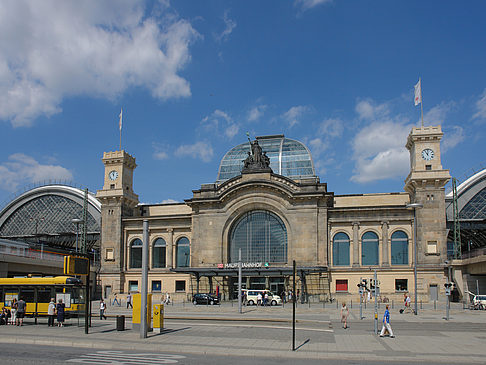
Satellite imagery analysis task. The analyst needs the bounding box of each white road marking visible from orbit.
[67,350,185,364]
[169,321,334,332]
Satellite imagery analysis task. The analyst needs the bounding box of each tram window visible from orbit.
[37,288,52,303]
[20,288,35,302]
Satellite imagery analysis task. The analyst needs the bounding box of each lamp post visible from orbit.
[406,203,423,315]
[72,218,83,253]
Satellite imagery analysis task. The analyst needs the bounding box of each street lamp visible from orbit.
[406,202,423,315]
[72,218,83,253]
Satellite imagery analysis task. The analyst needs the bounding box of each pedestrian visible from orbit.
[47,298,56,327]
[281,290,287,304]
[380,305,395,338]
[0,307,9,325]
[100,299,107,320]
[16,297,26,326]
[112,293,120,306]
[257,292,262,306]
[10,298,17,325]
[341,302,349,329]
[56,298,65,327]
[126,293,132,309]
[401,293,412,314]
[164,292,171,305]
[264,292,269,306]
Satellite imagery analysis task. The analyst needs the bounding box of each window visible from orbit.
[129,239,142,268]
[361,231,379,266]
[425,165,432,170]
[175,280,186,292]
[336,280,348,292]
[152,238,166,268]
[395,279,408,292]
[391,231,408,265]
[37,288,52,303]
[110,184,115,189]
[333,232,350,266]
[129,281,138,292]
[427,241,438,254]
[152,281,162,292]
[229,210,287,263]
[19,288,35,302]
[105,248,114,261]
[176,237,190,267]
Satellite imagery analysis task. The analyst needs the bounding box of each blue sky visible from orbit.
[1,0,485,206]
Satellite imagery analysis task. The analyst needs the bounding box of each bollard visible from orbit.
[336,300,339,309]
[392,300,394,309]
[364,301,367,309]
[183,299,185,308]
[420,300,422,309]
[434,300,436,310]
[308,300,310,309]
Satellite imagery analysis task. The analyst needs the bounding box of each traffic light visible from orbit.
[444,282,453,296]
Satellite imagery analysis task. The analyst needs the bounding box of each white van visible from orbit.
[472,295,486,309]
[243,289,282,306]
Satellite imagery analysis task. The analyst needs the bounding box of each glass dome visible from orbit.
[217,135,316,183]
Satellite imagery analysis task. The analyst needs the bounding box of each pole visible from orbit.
[446,265,452,321]
[360,289,363,320]
[292,260,296,351]
[238,249,242,314]
[420,77,424,127]
[374,269,378,334]
[75,223,79,253]
[140,220,149,339]
[85,257,90,334]
[477,280,480,295]
[413,209,418,315]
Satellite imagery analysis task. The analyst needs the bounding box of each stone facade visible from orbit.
[97,126,452,304]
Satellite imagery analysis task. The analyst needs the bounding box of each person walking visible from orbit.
[16,297,26,326]
[47,298,56,327]
[126,293,132,309]
[264,292,269,306]
[100,299,107,320]
[56,299,65,327]
[112,293,120,306]
[380,305,395,338]
[257,292,262,306]
[341,302,349,329]
[10,298,17,325]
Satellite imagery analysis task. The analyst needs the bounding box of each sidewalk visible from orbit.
[0,303,485,364]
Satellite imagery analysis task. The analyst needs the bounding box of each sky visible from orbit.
[1,0,486,207]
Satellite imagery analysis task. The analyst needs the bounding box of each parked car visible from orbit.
[472,295,486,309]
[243,289,282,306]
[192,293,220,305]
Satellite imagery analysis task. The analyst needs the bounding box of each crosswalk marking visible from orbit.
[67,350,185,364]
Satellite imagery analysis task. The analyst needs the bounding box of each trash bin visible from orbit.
[116,315,125,331]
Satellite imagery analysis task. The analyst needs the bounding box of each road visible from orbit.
[0,343,479,365]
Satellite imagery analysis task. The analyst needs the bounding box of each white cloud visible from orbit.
[0,1,199,126]
[423,101,454,125]
[160,199,179,204]
[309,138,328,156]
[355,100,389,121]
[282,105,310,128]
[442,126,465,153]
[350,121,411,183]
[473,88,486,120]
[175,141,214,163]
[0,153,73,192]
[215,10,236,43]
[294,0,332,12]
[201,109,239,139]
[248,105,267,122]
[152,142,170,160]
[318,118,344,138]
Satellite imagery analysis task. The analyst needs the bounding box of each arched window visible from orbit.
[229,210,287,263]
[333,232,350,266]
[130,238,142,268]
[391,230,408,265]
[362,231,379,266]
[176,237,190,267]
[152,238,166,268]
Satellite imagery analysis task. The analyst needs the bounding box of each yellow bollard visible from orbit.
[153,303,164,333]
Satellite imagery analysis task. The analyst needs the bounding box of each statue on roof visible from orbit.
[242,137,272,174]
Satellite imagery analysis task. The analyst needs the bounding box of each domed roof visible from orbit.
[217,135,316,183]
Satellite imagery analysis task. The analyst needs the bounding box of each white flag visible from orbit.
[414,79,421,106]
[119,108,123,131]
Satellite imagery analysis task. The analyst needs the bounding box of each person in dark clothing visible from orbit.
[16,298,26,326]
[56,299,65,327]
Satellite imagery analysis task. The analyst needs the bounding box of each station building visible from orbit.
[96,125,457,303]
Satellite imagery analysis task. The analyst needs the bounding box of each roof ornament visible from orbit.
[242,135,272,174]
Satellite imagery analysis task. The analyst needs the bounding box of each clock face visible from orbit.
[108,170,119,180]
[421,148,434,161]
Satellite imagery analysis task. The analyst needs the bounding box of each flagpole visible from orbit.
[420,77,424,127]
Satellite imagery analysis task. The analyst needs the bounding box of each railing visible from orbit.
[460,247,486,260]
[0,247,64,262]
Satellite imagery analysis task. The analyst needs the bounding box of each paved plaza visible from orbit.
[0,301,485,364]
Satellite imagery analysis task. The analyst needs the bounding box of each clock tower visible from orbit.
[96,150,139,296]
[404,125,451,264]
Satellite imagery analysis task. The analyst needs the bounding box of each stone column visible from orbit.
[352,222,360,267]
[167,228,174,269]
[381,221,389,266]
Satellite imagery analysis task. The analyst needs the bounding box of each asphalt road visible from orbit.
[1,343,480,365]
